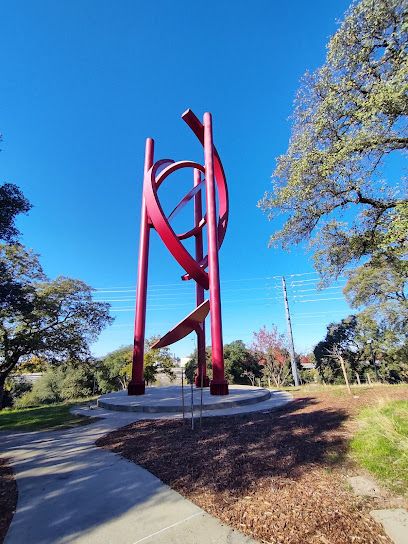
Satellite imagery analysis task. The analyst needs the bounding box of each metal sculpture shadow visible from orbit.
[128,110,229,396]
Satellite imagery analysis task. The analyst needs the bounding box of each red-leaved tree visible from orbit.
[251,325,291,388]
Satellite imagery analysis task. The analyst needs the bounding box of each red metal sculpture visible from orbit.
[128,110,229,396]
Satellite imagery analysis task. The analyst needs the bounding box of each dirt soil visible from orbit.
[0,458,17,544]
[97,386,408,544]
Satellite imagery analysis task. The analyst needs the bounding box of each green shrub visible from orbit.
[3,376,33,408]
[16,364,95,408]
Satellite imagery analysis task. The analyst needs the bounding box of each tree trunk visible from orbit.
[0,375,6,410]
[339,355,352,395]
[119,377,127,390]
[0,355,20,410]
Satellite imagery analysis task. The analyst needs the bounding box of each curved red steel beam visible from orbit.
[154,158,175,176]
[177,215,206,241]
[180,109,229,281]
[144,160,210,290]
[143,112,228,285]
[151,300,210,349]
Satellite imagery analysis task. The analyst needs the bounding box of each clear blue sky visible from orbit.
[1,0,354,359]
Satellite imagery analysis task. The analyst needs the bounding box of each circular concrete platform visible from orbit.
[97,385,271,413]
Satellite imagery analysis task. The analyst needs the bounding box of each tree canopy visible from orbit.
[97,345,133,392]
[223,340,261,384]
[314,315,364,383]
[343,250,408,333]
[251,325,292,388]
[0,244,113,407]
[98,337,176,392]
[0,133,32,243]
[0,183,32,243]
[259,0,408,282]
[14,358,98,408]
[141,336,176,385]
[313,313,408,384]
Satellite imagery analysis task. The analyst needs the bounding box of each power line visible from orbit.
[94,283,346,301]
[289,278,320,285]
[291,286,345,294]
[93,285,277,302]
[291,310,348,316]
[94,276,274,291]
[292,322,332,326]
[109,296,284,312]
[295,297,346,303]
[292,291,344,299]
[94,271,329,292]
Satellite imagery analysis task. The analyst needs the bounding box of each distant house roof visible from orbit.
[300,357,315,369]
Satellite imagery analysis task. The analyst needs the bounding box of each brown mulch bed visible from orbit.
[97,385,408,544]
[0,458,17,544]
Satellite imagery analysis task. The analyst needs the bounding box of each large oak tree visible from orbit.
[0,244,113,408]
[260,0,408,283]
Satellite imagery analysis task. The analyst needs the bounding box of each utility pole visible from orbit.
[282,277,300,387]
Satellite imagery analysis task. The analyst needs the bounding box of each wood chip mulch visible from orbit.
[96,386,408,544]
[0,458,17,544]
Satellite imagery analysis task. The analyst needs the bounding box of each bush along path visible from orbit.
[97,385,408,544]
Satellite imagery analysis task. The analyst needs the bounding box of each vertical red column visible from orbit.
[203,113,228,395]
[128,138,154,395]
[194,168,210,388]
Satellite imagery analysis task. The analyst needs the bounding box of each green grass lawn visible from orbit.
[0,401,97,432]
[351,399,408,496]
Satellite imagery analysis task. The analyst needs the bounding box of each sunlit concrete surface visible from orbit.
[98,384,274,412]
[1,388,292,543]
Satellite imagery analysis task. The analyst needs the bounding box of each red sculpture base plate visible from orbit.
[210,381,229,396]
[128,381,146,395]
[195,375,210,388]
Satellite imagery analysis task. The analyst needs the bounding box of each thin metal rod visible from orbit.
[181,367,185,422]
[191,383,194,431]
[200,362,203,430]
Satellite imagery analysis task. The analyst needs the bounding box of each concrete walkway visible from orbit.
[1,390,292,544]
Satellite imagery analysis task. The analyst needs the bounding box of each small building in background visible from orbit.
[300,356,315,370]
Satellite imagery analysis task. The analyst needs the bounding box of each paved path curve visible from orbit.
[0,390,292,544]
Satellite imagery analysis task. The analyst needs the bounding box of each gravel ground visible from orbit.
[97,385,408,544]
